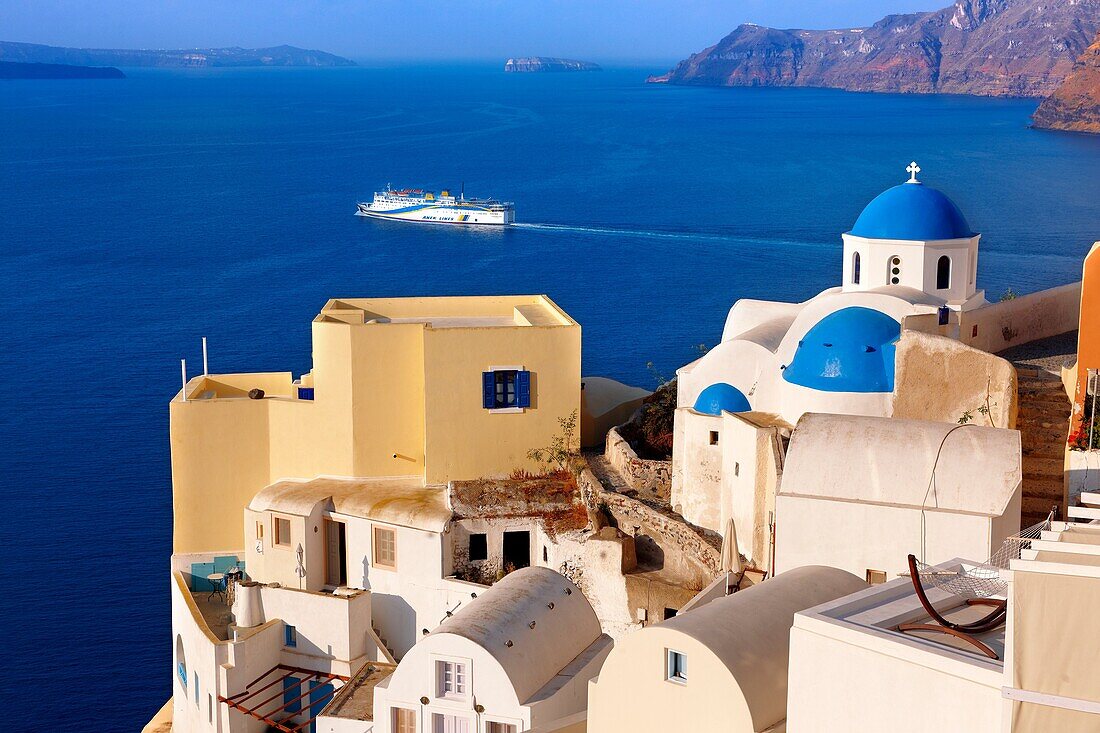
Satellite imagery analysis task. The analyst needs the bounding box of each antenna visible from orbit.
[460,182,464,201]
[202,337,208,376]
[180,359,188,402]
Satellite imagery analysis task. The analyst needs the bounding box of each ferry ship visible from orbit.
[356,185,515,226]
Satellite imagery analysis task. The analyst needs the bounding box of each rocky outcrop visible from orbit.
[504,57,601,73]
[647,0,1100,97]
[0,61,124,79]
[1033,32,1100,133]
[0,41,355,68]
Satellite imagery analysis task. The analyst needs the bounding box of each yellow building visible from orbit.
[170,295,581,553]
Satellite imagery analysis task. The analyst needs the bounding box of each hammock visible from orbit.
[912,509,1055,600]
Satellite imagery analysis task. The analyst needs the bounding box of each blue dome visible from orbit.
[850,182,974,241]
[693,383,751,415]
[782,307,901,393]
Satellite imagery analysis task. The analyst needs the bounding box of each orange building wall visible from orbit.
[1072,243,1100,437]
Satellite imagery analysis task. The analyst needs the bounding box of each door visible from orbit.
[307,680,336,733]
[502,530,530,572]
[324,519,347,587]
[432,713,470,733]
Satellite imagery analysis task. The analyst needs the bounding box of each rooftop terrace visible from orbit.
[316,294,576,328]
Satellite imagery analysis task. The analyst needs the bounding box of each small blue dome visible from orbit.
[693,383,751,415]
[783,307,901,393]
[851,182,974,241]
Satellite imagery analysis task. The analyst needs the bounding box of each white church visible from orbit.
[671,163,1019,568]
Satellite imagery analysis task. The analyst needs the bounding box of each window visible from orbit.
[285,624,297,648]
[709,430,719,446]
[666,649,687,684]
[176,635,187,690]
[436,660,468,698]
[373,526,397,568]
[888,256,901,285]
[481,369,531,410]
[274,516,291,547]
[256,522,264,540]
[487,724,517,733]
[852,251,861,285]
[664,607,678,620]
[194,672,200,706]
[936,255,951,290]
[208,694,213,723]
[468,533,487,562]
[393,707,417,733]
[866,569,887,585]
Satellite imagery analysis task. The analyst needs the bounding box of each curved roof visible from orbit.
[783,307,901,393]
[660,566,867,731]
[248,476,452,532]
[850,182,975,241]
[693,382,751,415]
[781,413,1022,515]
[430,567,603,703]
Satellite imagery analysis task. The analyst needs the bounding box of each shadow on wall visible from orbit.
[372,593,417,658]
[633,534,665,571]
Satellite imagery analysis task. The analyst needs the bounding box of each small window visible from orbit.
[393,707,417,733]
[285,624,297,648]
[208,694,213,723]
[666,649,687,684]
[664,607,678,620]
[256,522,264,540]
[936,255,951,290]
[468,533,487,562]
[487,724,517,733]
[437,660,468,697]
[274,517,291,547]
[888,255,901,285]
[866,569,887,585]
[734,461,740,477]
[482,369,531,409]
[542,546,548,563]
[852,251,861,285]
[709,430,719,446]
[194,672,200,706]
[374,526,397,568]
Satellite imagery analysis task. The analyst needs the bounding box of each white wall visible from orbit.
[774,495,1013,580]
[787,619,1002,732]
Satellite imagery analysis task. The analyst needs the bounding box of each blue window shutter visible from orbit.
[517,370,531,408]
[482,371,495,408]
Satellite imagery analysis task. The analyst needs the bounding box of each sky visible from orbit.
[0,0,943,63]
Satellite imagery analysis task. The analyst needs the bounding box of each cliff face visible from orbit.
[0,61,124,79]
[504,57,601,72]
[1033,32,1100,133]
[648,0,1100,97]
[0,42,355,68]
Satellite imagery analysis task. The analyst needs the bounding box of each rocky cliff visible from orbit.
[504,57,601,72]
[0,61,124,79]
[0,41,355,68]
[1033,32,1100,133]
[647,0,1100,97]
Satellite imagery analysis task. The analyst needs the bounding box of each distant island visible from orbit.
[504,57,601,73]
[0,41,355,68]
[646,0,1099,98]
[1033,31,1100,134]
[0,60,124,79]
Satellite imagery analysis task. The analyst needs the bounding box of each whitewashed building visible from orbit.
[775,413,1023,581]
[372,567,611,733]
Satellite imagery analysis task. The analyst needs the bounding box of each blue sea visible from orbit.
[1,64,1098,729]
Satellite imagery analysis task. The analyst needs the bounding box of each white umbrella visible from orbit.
[720,517,743,575]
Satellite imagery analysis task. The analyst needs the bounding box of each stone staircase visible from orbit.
[1016,368,1071,527]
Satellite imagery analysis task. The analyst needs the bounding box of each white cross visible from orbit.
[906,161,921,183]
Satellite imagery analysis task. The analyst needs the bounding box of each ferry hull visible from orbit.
[356,202,513,226]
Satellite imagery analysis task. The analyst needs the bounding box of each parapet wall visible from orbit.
[604,426,672,504]
[904,282,1081,355]
[578,466,719,589]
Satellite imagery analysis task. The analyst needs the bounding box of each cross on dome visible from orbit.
[905,161,921,184]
